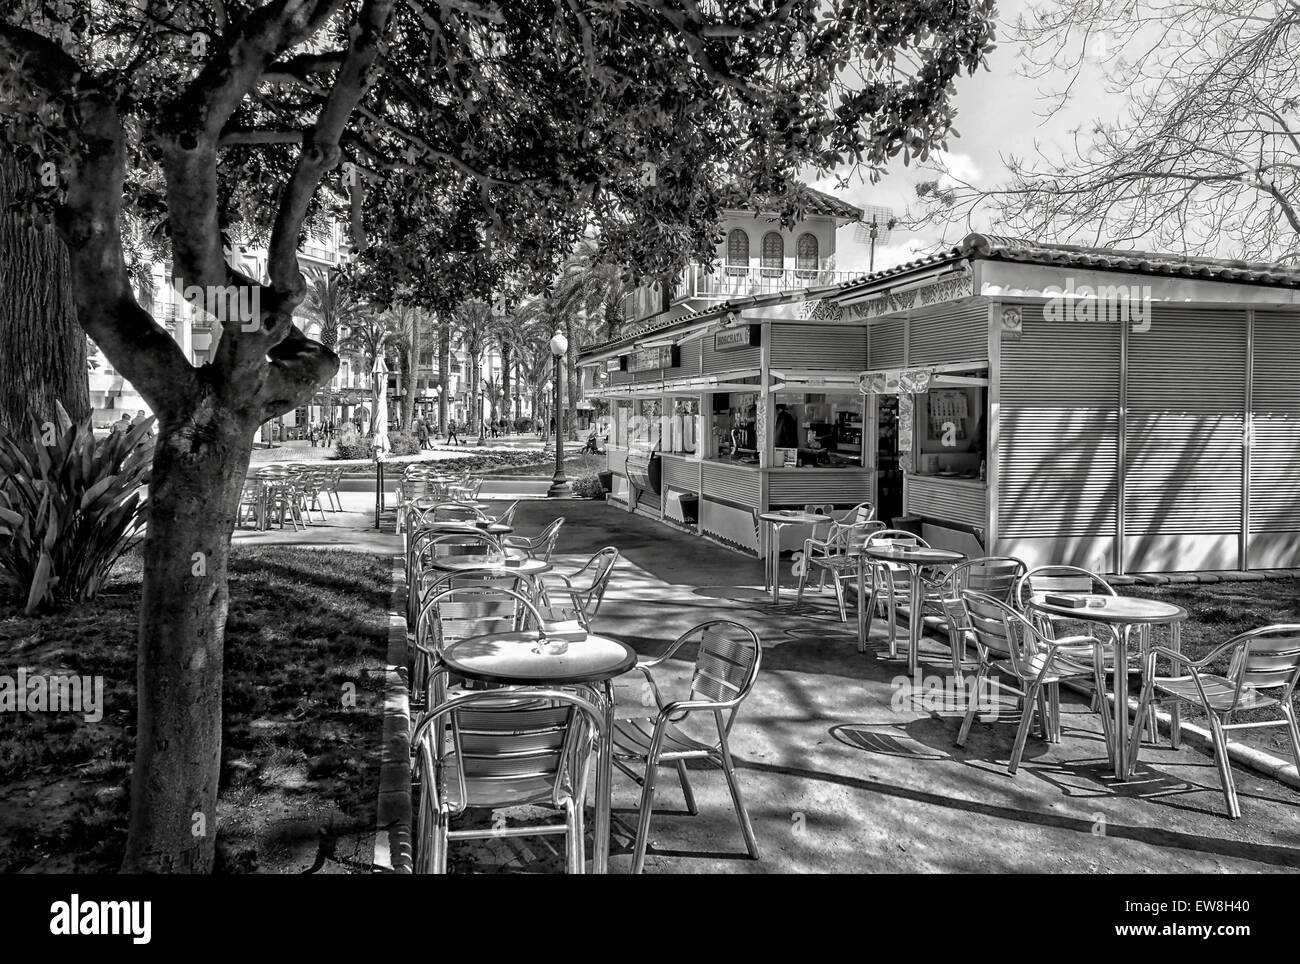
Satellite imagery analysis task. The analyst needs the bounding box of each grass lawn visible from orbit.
[1118,580,1300,758]
[0,547,389,873]
[482,451,607,478]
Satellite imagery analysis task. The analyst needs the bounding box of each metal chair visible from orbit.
[411,686,605,873]
[538,547,619,630]
[504,517,564,562]
[954,591,1103,774]
[930,556,1027,683]
[612,619,762,873]
[322,466,345,511]
[1131,624,1300,817]
[793,519,886,621]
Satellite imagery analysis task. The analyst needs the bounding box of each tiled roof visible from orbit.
[581,233,1300,358]
[725,184,864,223]
[835,233,1300,294]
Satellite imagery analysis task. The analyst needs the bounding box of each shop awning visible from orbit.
[858,364,989,395]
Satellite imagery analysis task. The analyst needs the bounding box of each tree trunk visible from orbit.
[0,148,90,434]
[437,314,450,435]
[499,335,512,430]
[564,315,578,440]
[514,360,523,424]
[122,409,252,873]
[469,355,481,438]
[402,320,417,432]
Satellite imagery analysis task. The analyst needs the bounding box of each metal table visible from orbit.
[757,510,832,606]
[441,630,638,874]
[1027,593,1188,780]
[859,545,966,673]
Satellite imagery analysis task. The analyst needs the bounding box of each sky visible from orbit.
[819,0,1127,275]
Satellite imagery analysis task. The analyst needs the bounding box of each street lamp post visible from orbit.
[547,332,571,498]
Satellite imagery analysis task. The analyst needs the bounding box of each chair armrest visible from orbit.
[637,633,692,668]
[537,571,576,592]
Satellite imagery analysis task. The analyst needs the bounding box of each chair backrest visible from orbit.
[495,500,520,527]
[413,532,504,580]
[530,517,565,561]
[1014,565,1115,610]
[1225,624,1300,696]
[949,556,1027,603]
[865,528,931,548]
[411,687,604,814]
[407,522,492,579]
[838,519,886,552]
[432,502,486,523]
[417,584,543,659]
[683,620,762,734]
[846,502,876,524]
[960,590,1042,674]
[578,547,619,617]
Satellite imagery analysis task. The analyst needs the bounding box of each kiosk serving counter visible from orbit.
[588,318,872,557]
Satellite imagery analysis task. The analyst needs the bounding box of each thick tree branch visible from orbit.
[160,0,345,296]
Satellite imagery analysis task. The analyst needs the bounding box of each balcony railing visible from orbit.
[678,263,859,300]
[620,264,862,326]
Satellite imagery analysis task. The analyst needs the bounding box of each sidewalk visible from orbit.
[242,496,1300,873]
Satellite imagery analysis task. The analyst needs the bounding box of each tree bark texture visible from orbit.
[0,147,89,434]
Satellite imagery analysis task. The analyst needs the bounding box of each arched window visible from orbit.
[796,233,819,277]
[761,232,784,276]
[726,229,750,273]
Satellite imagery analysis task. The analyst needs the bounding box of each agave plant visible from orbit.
[0,412,152,614]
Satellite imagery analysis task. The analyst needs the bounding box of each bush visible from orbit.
[0,413,151,613]
[335,423,372,460]
[570,474,605,499]
[513,417,536,434]
[386,431,420,457]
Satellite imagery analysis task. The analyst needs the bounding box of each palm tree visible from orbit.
[519,240,633,440]
[300,267,362,352]
[382,302,436,432]
[483,374,503,432]
[450,299,503,439]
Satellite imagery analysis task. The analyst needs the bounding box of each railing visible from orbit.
[618,264,861,328]
[680,264,859,299]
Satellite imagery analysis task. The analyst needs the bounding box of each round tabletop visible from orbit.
[861,545,966,566]
[442,631,638,685]
[473,521,513,535]
[759,511,833,525]
[1027,593,1189,625]
[427,555,551,576]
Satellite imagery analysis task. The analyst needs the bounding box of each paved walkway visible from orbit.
[238,496,1300,873]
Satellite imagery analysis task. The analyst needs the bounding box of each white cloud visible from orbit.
[934,150,981,189]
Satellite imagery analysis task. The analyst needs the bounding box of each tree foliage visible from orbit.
[0,0,995,873]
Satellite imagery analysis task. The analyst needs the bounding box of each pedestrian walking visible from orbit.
[447,418,460,445]
[417,419,429,450]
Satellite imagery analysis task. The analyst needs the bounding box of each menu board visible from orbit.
[898,393,915,474]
